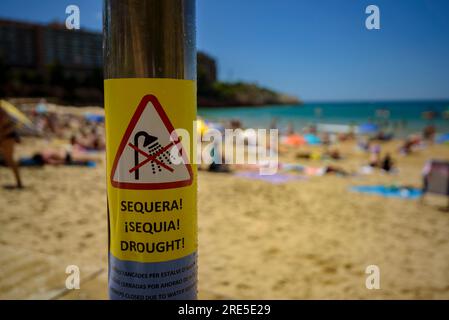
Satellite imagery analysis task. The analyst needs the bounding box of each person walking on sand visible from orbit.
[0,107,23,189]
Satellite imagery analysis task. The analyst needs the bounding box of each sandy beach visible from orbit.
[1,132,449,300]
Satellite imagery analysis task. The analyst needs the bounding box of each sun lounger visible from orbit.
[422,160,449,209]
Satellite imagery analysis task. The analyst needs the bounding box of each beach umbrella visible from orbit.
[304,133,321,145]
[196,118,209,136]
[284,133,306,146]
[84,112,105,123]
[0,99,36,134]
[358,123,379,134]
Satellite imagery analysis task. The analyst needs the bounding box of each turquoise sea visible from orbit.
[198,101,449,137]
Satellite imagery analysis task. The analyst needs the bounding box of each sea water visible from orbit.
[198,101,449,137]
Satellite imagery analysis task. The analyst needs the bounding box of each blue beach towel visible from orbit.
[436,133,449,144]
[350,185,422,199]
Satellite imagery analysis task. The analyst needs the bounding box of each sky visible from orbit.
[0,0,448,102]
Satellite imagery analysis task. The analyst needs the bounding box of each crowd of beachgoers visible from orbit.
[1,100,447,191]
[0,100,106,188]
[198,116,443,180]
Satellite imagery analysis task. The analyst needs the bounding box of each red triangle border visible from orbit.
[110,94,194,190]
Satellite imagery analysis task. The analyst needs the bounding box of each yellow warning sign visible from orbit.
[105,78,197,263]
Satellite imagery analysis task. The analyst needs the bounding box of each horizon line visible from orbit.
[301,98,449,104]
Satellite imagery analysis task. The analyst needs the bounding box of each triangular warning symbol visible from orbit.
[110,95,193,190]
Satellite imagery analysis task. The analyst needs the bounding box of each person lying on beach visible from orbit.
[337,132,355,142]
[295,149,341,161]
[304,165,349,176]
[0,107,23,188]
[372,131,394,142]
[324,165,349,176]
[399,136,421,155]
[10,147,99,167]
[70,128,105,151]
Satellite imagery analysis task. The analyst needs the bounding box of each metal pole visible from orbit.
[104,0,197,300]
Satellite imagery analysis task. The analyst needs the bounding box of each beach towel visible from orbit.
[350,185,422,199]
[280,163,305,173]
[235,171,307,184]
[436,133,449,144]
